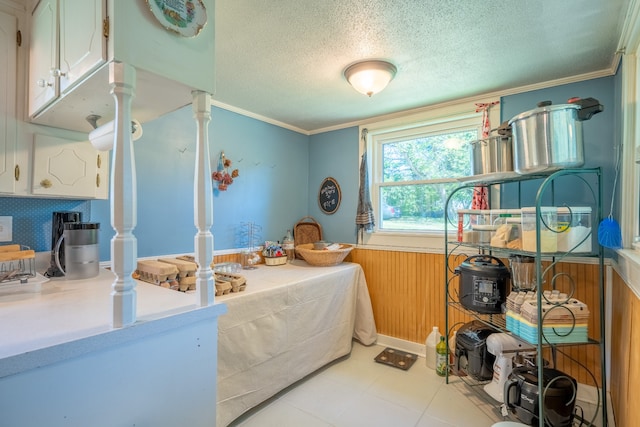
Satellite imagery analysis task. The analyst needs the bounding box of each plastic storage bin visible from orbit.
[457,209,492,243]
[521,207,558,253]
[557,207,592,253]
[490,209,521,248]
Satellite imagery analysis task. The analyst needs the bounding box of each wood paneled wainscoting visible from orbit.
[349,247,605,388]
[610,270,640,427]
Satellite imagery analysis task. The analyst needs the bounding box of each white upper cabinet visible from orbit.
[0,4,23,195]
[27,0,215,134]
[28,0,106,118]
[27,0,57,117]
[59,0,105,93]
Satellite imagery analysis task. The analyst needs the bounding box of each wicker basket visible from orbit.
[295,243,353,266]
[264,256,287,266]
[293,216,323,247]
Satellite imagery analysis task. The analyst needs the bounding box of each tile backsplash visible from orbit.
[0,198,91,252]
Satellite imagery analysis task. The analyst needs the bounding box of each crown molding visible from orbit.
[210,100,310,135]
[212,66,618,137]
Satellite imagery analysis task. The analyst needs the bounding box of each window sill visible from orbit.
[614,249,640,299]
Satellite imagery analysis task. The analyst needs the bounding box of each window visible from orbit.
[619,23,640,252]
[376,126,477,230]
[360,99,500,250]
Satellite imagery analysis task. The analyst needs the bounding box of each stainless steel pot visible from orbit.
[470,135,513,176]
[508,98,603,175]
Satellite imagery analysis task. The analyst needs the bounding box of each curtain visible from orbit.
[471,101,500,210]
[356,128,375,242]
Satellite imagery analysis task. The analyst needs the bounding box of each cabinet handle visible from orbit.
[103,16,110,39]
[14,165,19,181]
[40,179,53,188]
[97,154,102,168]
[49,68,66,78]
[37,79,52,88]
[96,174,101,188]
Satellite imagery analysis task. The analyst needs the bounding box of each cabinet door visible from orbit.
[32,134,102,198]
[0,9,17,193]
[28,0,58,117]
[59,0,106,93]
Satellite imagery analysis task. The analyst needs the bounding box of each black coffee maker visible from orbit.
[45,211,82,277]
[504,366,577,426]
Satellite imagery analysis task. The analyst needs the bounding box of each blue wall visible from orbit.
[1,75,620,261]
[308,127,359,244]
[91,106,310,260]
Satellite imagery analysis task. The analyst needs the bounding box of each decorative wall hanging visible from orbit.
[318,177,341,214]
[212,151,239,191]
[146,0,208,38]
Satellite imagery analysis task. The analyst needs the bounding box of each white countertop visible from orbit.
[0,268,226,377]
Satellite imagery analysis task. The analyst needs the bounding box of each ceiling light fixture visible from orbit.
[344,60,397,97]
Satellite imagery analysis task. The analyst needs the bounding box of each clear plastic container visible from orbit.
[457,209,491,242]
[490,208,521,225]
[521,207,558,253]
[490,209,522,248]
[557,207,592,253]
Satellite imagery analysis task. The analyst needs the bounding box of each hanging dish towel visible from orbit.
[471,102,500,210]
[356,128,375,241]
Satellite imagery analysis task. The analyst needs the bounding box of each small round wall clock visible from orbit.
[146,0,208,38]
[318,177,341,215]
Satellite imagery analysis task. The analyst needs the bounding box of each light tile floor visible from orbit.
[228,342,502,427]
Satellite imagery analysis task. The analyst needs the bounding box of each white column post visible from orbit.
[109,62,138,327]
[192,90,215,306]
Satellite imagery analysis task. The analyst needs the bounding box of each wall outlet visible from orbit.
[0,216,13,242]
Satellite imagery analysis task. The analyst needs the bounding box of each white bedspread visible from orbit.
[215,260,377,426]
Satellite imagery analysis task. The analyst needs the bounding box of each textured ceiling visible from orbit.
[213,0,629,134]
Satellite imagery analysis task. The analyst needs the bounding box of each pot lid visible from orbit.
[508,103,580,125]
[469,135,511,146]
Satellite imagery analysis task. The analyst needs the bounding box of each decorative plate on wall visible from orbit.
[146,0,207,38]
[318,177,341,215]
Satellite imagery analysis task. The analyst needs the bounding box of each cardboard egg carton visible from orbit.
[175,254,215,269]
[519,298,590,325]
[158,258,198,291]
[215,272,246,292]
[135,260,179,286]
[158,258,197,276]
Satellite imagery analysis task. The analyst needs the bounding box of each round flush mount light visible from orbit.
[343,60,397,97]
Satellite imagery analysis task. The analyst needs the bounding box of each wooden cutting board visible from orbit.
[0,250,35,262]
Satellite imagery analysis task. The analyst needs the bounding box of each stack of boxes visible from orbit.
[505,290,590,344]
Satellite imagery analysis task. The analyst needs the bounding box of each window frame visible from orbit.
[359,98,500,251]
[620,14,640,253]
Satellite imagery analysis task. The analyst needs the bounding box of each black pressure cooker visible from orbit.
[455,255,510,314]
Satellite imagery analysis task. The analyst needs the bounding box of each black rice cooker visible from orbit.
[504,366,577,426]
[456,255,510,314]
